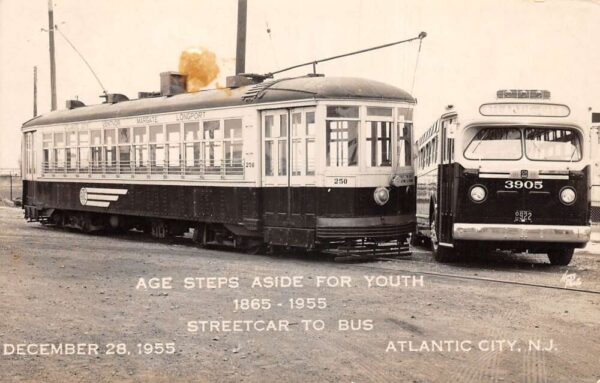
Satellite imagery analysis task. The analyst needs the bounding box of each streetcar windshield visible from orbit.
[524,128,582,161]
[464,127,522,160]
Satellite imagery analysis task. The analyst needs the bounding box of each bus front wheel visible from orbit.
[547,248,574,266]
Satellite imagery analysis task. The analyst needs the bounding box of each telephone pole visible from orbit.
[48,0,57,110]
[33,66,38,117]
[235,0,247,74]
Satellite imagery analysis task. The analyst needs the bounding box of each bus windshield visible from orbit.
[525,128,582,161]
[464,127,522,160]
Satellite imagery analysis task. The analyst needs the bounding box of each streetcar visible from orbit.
[413,89,591,265]
[21,73,416,259]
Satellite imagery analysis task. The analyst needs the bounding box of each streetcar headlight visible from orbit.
[469,185,487,203]
[559,186,576,205]
[374,186,390,206]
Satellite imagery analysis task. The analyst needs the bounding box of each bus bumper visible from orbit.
[453,223,591,243]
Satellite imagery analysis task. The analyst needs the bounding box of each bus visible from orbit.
[413,89,591,265]
[590,112,600,224]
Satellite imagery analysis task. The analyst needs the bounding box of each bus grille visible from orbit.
[317,222,414,239]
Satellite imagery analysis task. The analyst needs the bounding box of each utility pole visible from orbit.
[235,0,247,74]
[48,0,57,110]
[33,66,38,117]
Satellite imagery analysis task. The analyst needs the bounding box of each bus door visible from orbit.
[437,118,456,245]
[591,125,600,223]
[261,108,316,247]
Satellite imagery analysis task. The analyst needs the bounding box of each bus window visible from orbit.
[525,128,581,161]
[326,106,359,167]
[464,127,522,160]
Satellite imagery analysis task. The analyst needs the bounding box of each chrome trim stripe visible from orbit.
[85,201,110,208]
[453,223,590,243]
[479,173,510,179]
[86,187,128,195]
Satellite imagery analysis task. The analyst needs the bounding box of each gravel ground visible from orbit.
[0,206,599,382]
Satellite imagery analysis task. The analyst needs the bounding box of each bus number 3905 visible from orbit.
[504,180,543,189]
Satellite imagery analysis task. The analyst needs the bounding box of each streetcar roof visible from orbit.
[22,76,415,128]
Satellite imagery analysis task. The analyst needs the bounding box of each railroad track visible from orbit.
[343,256,600,296]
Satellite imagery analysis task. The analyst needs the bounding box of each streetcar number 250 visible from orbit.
[505,180,543,189]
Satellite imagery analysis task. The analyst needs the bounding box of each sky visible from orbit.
[1,0,599,168]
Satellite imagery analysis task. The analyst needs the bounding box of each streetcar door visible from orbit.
[261,108,317,246]
[262,110,290,228]
[289,107,317,228]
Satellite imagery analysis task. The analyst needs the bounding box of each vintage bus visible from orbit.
[590,112,600,224]
[413,90,591,265]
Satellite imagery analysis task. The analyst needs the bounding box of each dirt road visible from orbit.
[0,206,599,382]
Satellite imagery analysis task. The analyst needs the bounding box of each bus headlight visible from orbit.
[374,186,390,206]
[559,186,576,205]
[469,185,487,203]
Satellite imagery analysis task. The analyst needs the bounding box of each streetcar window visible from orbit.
[292,113,303,176]
[66,130,78,172]
[367,107,393,117]
[166,124,181,169]
[464,127,522,160]
[326,105,359,167]
[525,128,582,161]
[42,133,51,172]
[224,119,242,139]
[366,121,392,167]
[265,141,274,176]
[326,121,358,167]
[224,119,243,174]
[203,121,221,171]
[327,106,359,118]
[133,126,147,171]
[53,132,65,170]
[90,130,102,173]
[265,116,274,138]
[278,115,288,176]
[104,129,116,172]
[149,125,165,170]
[397,122,412,167]
[118,128,130,143]
[306,112,316,175]
[184,122,201,171]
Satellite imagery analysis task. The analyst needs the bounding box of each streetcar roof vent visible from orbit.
[65,99,85,109]
[105,93,129,104]
[138,91,161,99]
[160,71,187,97]
[496,89,550,99]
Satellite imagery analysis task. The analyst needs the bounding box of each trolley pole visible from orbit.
[9,172,12,201]
[48,0,57,111]
[235,0,247,74]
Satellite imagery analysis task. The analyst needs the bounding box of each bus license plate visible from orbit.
[514,210,532,223]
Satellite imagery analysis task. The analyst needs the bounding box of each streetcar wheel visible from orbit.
[547,248,574,266]
[409,233,421,247]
